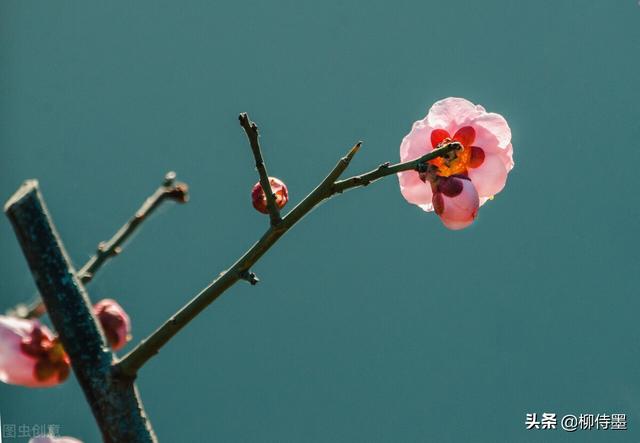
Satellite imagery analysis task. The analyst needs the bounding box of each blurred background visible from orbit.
[1,1,639,442]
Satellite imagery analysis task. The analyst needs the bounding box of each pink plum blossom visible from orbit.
[251,177,289,214]
[93,299,131,351]
[0,315,70,387]
[398,97,514,229]
[29,437,83,443]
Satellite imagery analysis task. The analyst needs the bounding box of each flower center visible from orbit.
[427,127,485,177]
[20,324,71,382]
[428,138,471,177]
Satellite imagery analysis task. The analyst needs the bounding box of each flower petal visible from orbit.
[467,153,509,200]
[470,111,512,149]
[398,171,433,210]
[430,128,450,148]
[502,143,514,171]
[436,177,479,230]
[440,217,475,230]
[452,126,476,148]
[468,146,485,169]
[0,316,65,387]
[400,121,433,163]
[439,176,464,197]
[426,97,485,132]
[467,124,514,171]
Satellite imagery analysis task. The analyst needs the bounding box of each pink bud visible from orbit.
[432,176,480,230]
[251,177,289,214]
[0,315,70,387]
[93,299,131,351]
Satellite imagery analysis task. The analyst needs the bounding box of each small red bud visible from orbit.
[93,299,131,351]
[251,177,289,214]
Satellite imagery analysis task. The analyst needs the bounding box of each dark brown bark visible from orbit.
[5,180,156,443]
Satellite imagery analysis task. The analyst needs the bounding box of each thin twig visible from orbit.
[7,172,189,319]
[78,171,189,283]
[239,113,282,226]
[116,136,459,377]
[332,142,461,194]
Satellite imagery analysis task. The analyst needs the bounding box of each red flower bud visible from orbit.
[93,299,131,351]
[251,177,289,214]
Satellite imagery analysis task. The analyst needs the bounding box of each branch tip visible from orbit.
[347,141,362,160]
[8,173,191,319]
[163,171,177,186]
[239,112,281,225]
[4,179,38,213]
[112,137,466,375]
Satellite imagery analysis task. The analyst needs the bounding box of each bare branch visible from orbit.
[331,142,461,195]
[5,180,156,443]
[116,136,458,377]
[239,113,282,226]
[7,172,189,319]
[78,171,189,283]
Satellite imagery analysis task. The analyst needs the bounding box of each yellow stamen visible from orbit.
[428,142,470,177]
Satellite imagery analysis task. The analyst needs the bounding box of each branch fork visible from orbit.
[116,114,459,378]
[5,181,156,442]
[7,172,190,319]
[4,113,461,442]
[239,113,282,226]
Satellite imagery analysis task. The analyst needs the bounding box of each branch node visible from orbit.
[239,112,281,225]
[115,137,464,377]
[416,161,429,173]
[240,270,260,285]
[166,182,189,203]
[8,173,191,319]
[163,171,177,186]
[4,180,156,441]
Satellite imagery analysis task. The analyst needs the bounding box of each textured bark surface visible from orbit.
[5,180,156,443]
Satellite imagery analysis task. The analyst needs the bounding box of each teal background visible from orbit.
[1,1,639,442]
